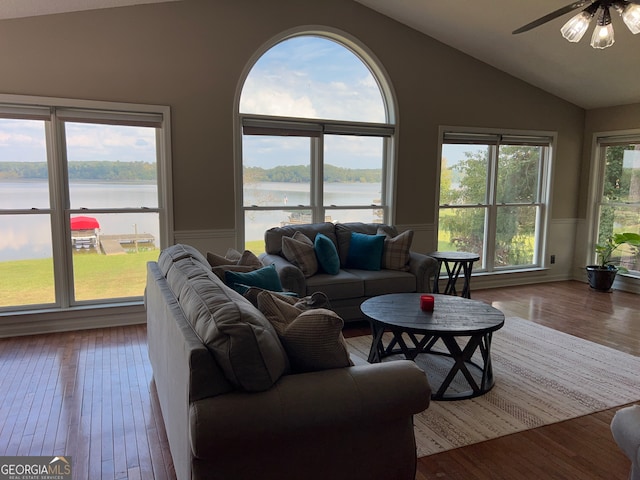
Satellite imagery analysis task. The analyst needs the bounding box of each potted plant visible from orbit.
[586,232,640,291]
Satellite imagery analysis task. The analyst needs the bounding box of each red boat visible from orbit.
[70,216,100,249]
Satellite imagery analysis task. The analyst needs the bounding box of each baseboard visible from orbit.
[0,303,146,338]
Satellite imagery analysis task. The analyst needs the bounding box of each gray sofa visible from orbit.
[261,222,439,322]
[146,243,432,480]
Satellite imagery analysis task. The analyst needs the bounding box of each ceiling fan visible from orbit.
[513,0,640,49]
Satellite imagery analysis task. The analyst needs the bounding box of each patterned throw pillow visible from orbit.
[257,291,353,373]
[377,228,414,271]
[281,231,319,278]
[207,249,263,280]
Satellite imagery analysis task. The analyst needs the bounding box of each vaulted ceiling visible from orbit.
[1,0,637,110]
[354,0,640,110]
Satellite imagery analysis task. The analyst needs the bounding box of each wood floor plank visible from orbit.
[0,280,636,479]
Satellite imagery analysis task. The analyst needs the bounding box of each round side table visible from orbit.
[427,251,480,299]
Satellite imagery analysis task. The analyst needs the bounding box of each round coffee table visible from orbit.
[360,293,504,401]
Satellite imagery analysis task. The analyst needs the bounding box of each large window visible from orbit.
[238,34,395,252]
[438,129,553,272]
[0,97,171,312]
[592,135,640,274]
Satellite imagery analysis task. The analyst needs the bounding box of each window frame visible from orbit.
[436,126,555,273]
[0,94,173,313]
[239,114,395,244]
[587,129,640,278]
[234,30,398,249]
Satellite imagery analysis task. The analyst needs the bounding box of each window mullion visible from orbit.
[484,145,499,271]
[312,136,324,223]
[47,113,74,308]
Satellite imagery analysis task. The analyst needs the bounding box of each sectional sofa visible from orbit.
[145,243,432,480]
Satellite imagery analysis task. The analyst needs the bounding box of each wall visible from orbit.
[0,0,585,284]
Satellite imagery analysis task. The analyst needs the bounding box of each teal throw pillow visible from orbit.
[314,233,340,275]
[225,264,283,294]
[346,232,385,271]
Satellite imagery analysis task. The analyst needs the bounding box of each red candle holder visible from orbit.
[420,294,434,312]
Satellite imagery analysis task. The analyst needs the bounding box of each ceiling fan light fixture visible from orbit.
[591,6,616,49]
[561,10,594,42]
[621,3,640,34]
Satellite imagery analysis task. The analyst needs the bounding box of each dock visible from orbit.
[99,234,155,255]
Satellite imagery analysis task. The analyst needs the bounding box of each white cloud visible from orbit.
[239,37,387,123]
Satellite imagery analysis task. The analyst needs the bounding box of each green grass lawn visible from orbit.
[245,239,265,256]
[0,249,159,307]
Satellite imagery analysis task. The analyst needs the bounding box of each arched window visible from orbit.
[237,32,396,252]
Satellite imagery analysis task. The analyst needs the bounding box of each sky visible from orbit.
[239,35,388,170]
[0,118,156,164]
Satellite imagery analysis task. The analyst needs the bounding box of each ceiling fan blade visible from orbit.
[512,0,594,34]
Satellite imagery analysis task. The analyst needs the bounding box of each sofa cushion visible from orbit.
[166,257,212,299]
[158,243,210,276]
[345,268,416,297]
[177,271,289,392]
[346,232,385,271]
[224,264,283,294]
[257,291,353,373]
[314,233,340,275]
[305,270,364,300]
[281,231,318,277]
[378,228,414,272]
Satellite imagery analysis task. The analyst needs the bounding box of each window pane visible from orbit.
[65,123,158,209]
[495,205,538,267]
[497,145,541,203]
[438,207,486,268]
[324,135,382,207]
[598,144,640,272]
[243,136,310,207]
[240,36,386,123]
[0,214,55,307]
[0,119,49,209]
[244,209,312,253]
[64,122,160,303]
[440,144,489,205]
[72,212,158,302]
[327,208,383,224]
[602,145,640,204]
[598,205,640,271]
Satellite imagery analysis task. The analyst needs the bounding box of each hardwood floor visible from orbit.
[0,280,637,479]
[416,281,640,480]
[0,324,174,479]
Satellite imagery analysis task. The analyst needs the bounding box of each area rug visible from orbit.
[346,316,640,457]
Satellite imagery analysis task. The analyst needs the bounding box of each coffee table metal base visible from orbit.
[368,322,497,401]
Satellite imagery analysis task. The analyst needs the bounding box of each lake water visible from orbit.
[243,181,382,243]
[1,180,382,260]
[1,180,159,262]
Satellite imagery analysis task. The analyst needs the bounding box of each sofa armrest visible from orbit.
[260,253,306,296]
[189,360,430,455]
[408,251,438,292]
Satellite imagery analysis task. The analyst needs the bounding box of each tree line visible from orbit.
[0,161,157,181]
[244,164,381,183]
